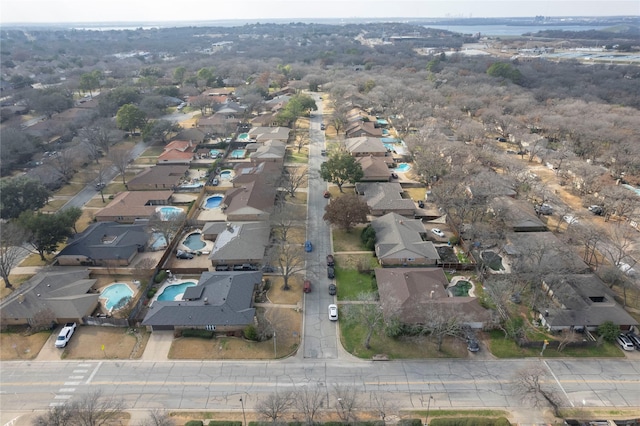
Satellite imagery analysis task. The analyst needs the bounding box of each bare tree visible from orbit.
[294,129,310,153]
[370,392,398,423]
[108,147,134,185]
[270,204,300,243]
[421,305,463,352]
[67,390,126,426]
[294,385,326,425]
[136,409,176,426]
[47,149,80,183]
[256,391,294,423]
[280,166,307,198]
[32,404,74,426]
[271,242,306,291]
[332,385,360,424]
[147,211,186,248]
[94,162,113,203]
[0,221,29,288]
[512,363,562,417]
[344,292,384,350]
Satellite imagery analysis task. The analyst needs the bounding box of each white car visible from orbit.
[562,215,578,225]
[431,228,445,238]
[55,322,77,348]
[616,334,635,351]
[328,304,338,321]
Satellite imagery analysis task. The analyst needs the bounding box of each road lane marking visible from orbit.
[72,370,88,374]
[54,395,72,399]
[58,388,76,393]
[85,361,102,384]
[64,381,80,386]
[544,360,574,407]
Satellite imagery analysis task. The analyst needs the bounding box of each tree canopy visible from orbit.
[116,103,147,133]
[0,177,51,220]
[18,210,77,261]
[319,151,363,192]
[323,193,370,232]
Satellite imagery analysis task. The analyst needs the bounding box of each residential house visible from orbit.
[490,196,547,232]
[197,113,239,136]
[375,268,491,329]
[141,271,259,333]
[264,95,291,113]
[56,222,149,266]
[0,269,98,327]
[157,140,196,165]
[232,161,282,187]
[502,232,590,275]
[345,121,383,138]
[371,213,441,266]
[356,156,393,181]
[127,165,189,191]
[247,140,286,164]
[223,180,276,222]
[247,126,291,143]
[538,274,638,332]
[95,190,174,223]
[208,222,270,268]
[250,113,278,127]
[355,182,415,216]
[344,137,387,157]
[175,128,206,144]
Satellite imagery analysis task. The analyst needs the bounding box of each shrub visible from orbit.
[154,270,167,283]
[597,320,619,343]
[185,421,204,426]
[430,417,511,426]
[207,422,242,426]
[398,419,423,426]
[243,324,258,341]
[146,288,157,298]
[181,329,214,339]
[360,225,376,250]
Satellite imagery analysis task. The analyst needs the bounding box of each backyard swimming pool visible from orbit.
[395,163,412,173]
[204,194,224,209]
[237,133,250,141]
[219,170,233,180]
[149,232,167,251]
[230,149,247,159]
[209,149,221,158]
[156,206,184,221]
[182,232,206,251]
[100,283,134,311]
[157,281,197,301]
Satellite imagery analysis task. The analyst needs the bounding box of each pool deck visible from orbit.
[448,276,477,297]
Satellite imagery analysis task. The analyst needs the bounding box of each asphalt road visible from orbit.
[0,358,639,424]
[302,96,340,359]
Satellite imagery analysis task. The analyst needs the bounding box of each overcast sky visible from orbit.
[1,0,638,24]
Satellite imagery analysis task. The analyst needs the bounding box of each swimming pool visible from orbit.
[182,232,206,251]
[395,163,412,173]
[237,133,250,141]
[149,232,167,251]
[204,194,224,209]
[156,206,184,221]
[230,149,247,159]
[157,281,197,301]
[100,283,134,311]
[209,149,221,158]
[219,170,232,180]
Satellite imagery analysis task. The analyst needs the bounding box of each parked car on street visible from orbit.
[320,123,325,130]
[303,280,312,293]
[328,283,337,296]
[327,266,335,279]
[304,240,313,252]
[328,304,338,321]
[326,254,335,266]
[626,332,640,349]
[323,190,330,198]
[55,322,77,348]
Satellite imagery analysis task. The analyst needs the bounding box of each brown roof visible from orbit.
[127,165,189,188]
[95,190,174,221]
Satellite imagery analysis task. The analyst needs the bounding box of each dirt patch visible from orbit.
[62,326,149,360]
[168,307,301,360]
[0,329,50,360]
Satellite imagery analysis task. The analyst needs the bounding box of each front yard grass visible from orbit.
[332,225,368,252]
[340,316,467,359]
[0,329,51,360]
[286,148,309,163]
[488,330,624,358]
[334,260,377,301]
[40,198,68,212]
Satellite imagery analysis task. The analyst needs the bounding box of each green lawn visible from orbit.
[340,315,467,359]
[334,264,376,301]
[286,148,308,163]
[488,330,625,358]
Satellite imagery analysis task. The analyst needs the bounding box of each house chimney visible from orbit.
[204,297,209,305]
[430,291,435,299]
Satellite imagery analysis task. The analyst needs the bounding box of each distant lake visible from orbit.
[425,24,613,36]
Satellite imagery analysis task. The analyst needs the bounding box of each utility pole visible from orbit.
[239,397,247,426]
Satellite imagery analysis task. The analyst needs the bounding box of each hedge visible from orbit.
[430,417,511,426]
[185,421,203,426]
[207,422,242,426]
[154,270,168,283]
[398,419,423,426]
[181,329,214,339]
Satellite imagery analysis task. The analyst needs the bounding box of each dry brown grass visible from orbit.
[0,275,33,300]
[0,329,50,360]
[62,327,149,360]
[266,275,303,305]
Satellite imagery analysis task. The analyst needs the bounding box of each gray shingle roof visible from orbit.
[57,222,149,261]
[208,222,270,263]
[142,271,259,327]
[371,213,440,261]
[356,182,415,212]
